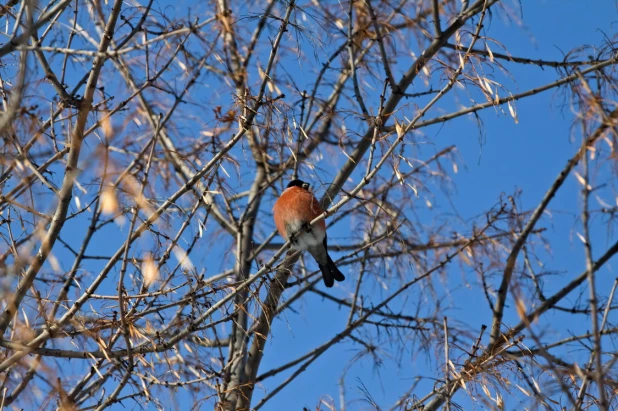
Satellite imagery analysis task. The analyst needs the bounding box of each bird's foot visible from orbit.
[302,222,313,233]
[289,232,298,246]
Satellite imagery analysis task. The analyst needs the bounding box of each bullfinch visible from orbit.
[273,179,345,288]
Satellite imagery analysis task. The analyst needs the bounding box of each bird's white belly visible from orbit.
[286,220,325,250]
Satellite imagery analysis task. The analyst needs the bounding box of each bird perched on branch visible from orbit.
[273,179,345,288]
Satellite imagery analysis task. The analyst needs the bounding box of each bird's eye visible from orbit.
[302,183,309,189]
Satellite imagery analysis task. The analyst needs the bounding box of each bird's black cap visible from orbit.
[287,179,309,189]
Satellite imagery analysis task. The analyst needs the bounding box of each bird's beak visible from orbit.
[302,183,310,190]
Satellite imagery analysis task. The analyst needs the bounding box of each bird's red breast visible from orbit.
[273,186,326,240]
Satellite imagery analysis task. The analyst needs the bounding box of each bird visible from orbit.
[273,179,345,288]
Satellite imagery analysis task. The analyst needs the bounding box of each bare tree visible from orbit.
[1,0,617,410]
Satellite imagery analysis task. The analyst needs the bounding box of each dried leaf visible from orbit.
[101,110,112,139]
[142,253,159,288]
[458,250,471,266]
[395,119,405,139]
[515,297,527,320]
[176,58,187,73]
[531,377,541,394]
[101,187,119,215]
[573,171,587,187]
[220,164,231,178]
[573,362,585,378]
[394,167,404,184]
[477,75,487,93]
[22,308,29,328]
[481,384,491,398]
[406,183,418,197]
[595,195,611,208]
[604,136,613,151]
[455,30,462,46]
[48,252,61,272]
[173,246,194,271]
[483,78,493,95]
[507,100,518,124]
[587,145,596,160]
[516,384,531,397]
[485,42,494,62]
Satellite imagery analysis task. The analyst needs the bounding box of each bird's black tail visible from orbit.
[318,255,345,288]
